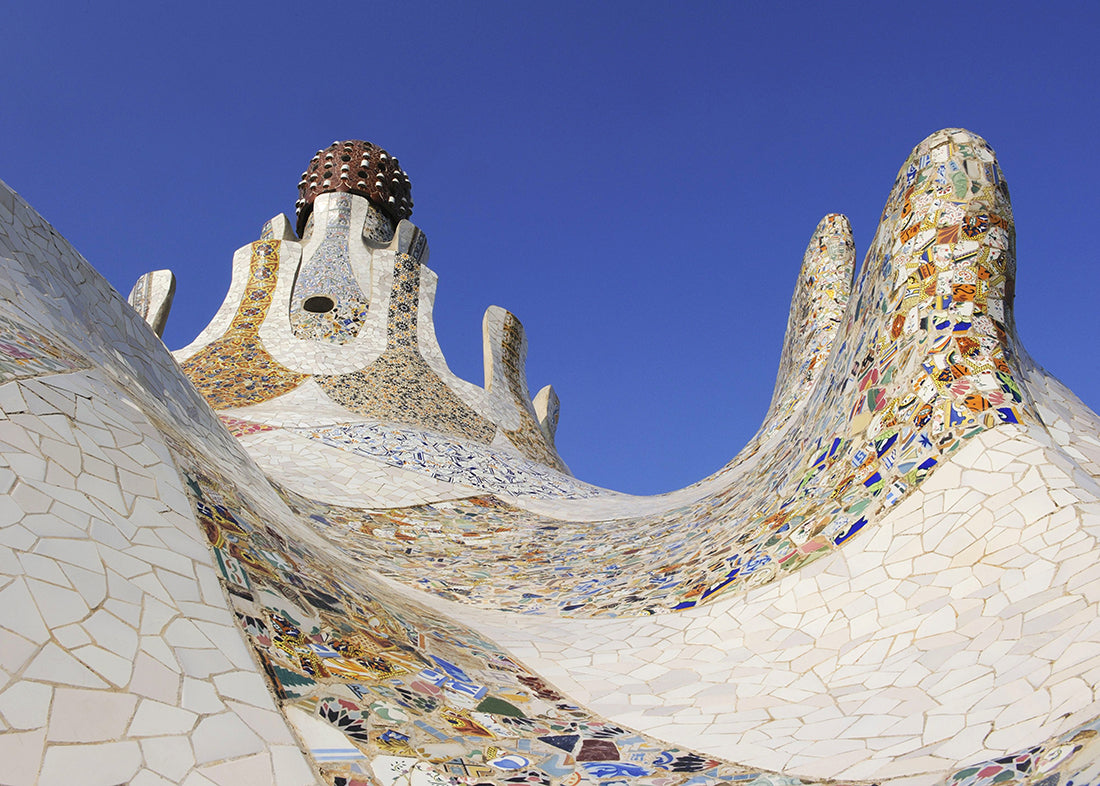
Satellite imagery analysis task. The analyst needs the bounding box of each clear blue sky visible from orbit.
[2,2,1097,494]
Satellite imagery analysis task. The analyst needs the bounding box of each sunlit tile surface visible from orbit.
[1,130,1099,786]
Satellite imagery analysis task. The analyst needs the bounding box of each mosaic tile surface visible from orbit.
[491,128,1033,613]
[2,127,1100,786]
[290,193,370,344]
[496,311,569,473]
[0,312,89,384]
[126,268,176,338]
[301,423,602,500]
[170,448,838,786]
[220,414,276,438]
[0,180,319,784]
[313,235,500,446]
[181,240,308,408]
[361,202,397,246]
[760,213,855,438]
[178,194,566,469]
[263,132,1037,617]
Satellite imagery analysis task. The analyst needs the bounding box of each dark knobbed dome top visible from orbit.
[295,140,413,236]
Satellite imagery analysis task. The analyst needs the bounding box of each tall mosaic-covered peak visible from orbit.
[295,139,413,236]
[174,135,572,485]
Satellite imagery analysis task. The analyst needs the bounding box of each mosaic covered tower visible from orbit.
[176,139,567,481]
[1,129,1100,786]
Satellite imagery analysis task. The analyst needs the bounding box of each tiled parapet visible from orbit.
[185,130,1052,617]
[311,223,502,445]
[483,306,570,473]
[549,128,1038,612]
[127,269,176,339]
[0,173,883,786]
[180,241,308,409]
[761,213,855,433]
[817,128,1024,442]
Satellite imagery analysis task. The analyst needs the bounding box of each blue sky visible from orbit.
[2,2,1097,494]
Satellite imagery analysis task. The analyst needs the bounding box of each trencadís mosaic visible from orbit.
[3,127,1100,786]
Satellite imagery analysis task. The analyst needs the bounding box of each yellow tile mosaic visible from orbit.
[181,240,308,409]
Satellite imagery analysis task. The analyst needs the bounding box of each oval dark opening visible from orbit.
[303,296,335,313]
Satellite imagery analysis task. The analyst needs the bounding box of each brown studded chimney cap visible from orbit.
[295,140,412,236]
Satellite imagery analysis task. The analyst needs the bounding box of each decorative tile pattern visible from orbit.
[181,240,308,409]
[3,128,1100,786]
[760,213,854,434]
[290,193,370,344]
[182,190,566,470]
[301,423,602,499]
[171,452,828,786]
[499,312,569,472]
[362,202,396,245]
[219,414,276,438]
[272,488,829,614]
[0,312,88,384]
[946,715,1100,786]
[571,129,1033,613]
[296,140,413,236]
[315,240,500,446]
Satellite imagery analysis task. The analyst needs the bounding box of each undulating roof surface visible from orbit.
[1,129,1099,786]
